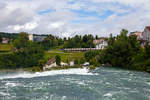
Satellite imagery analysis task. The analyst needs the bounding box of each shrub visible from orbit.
[55,55,61,66]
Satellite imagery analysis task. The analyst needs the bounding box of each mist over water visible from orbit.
[0,68,94,80]
[0,67,150,100]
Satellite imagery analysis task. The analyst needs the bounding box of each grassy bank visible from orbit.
[44,48,85,62]
[0,45,86,72]
[0,44,12,51]
[0,44,13,55]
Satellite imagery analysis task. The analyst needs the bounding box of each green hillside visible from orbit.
[44,48,85,62]
[0,44,12,52]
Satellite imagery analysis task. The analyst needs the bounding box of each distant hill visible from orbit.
[0,32,18,39]
[0,32,49,40]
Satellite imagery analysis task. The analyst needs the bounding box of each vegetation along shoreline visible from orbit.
[0,27,150,73]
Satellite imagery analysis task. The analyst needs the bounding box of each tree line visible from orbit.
[0,32,97,70]
[0,32,44,69]
[63,34,96,48]
[40,34,64,50]
[85,29,150,72]
[1,30,150,72]
[0,32,18,40]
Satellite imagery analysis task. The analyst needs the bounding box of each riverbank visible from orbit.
[43,65,82,71]
[0,65,85,73]
[0,68,33,72]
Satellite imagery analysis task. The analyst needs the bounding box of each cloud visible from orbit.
[11,22,38,31]
[49,22,64,29]
[0,0,150,37]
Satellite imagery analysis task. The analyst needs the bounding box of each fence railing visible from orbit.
[63,48,101,51]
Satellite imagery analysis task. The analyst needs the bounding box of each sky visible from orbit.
[0,0,150,37]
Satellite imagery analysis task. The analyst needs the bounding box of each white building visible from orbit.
[28,34,47,42]
[29,34,34,41]
[93,38,108,49]
[2,38,9,44]
[69,61,74,66]
[43,58,57,70]
[43,58,70,70]
[142,26,150,42]
[61,62,68,66]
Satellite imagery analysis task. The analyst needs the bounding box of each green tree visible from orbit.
[74,58,79,65]
[0,35,2,43]
[131,43,150,72]
[0,35,44,69]
[13,32,29,49]
[95,35,98,39]
[66,59,69,64]
[100,29,141,69]
[108,34,115,46]
[63,34,95,48]
[79,58,86,64]
[84,51,100,61]
[41,34,61,50]
[55,55,61,66]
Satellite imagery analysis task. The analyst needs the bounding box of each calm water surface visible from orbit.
[0,67,150,100]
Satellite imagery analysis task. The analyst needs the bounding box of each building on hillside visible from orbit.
[93,38,108,49]
[43,58,57,70]
[129,31,143,40]
[43,59,69,70]
[142,26,150,42]
[29,34,34,41]
[2,38,9,44]
[34,35,47,42]
[28,34,47,42]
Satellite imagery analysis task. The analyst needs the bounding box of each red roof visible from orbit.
[146,26,150,31]
[2,38,9,41]
[93,38,107,45]
[46,58,56,65]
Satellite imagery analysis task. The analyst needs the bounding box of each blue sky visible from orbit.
[38,9,56,15]
[0,0,150,37]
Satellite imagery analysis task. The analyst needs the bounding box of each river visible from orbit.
[0,67,150,100]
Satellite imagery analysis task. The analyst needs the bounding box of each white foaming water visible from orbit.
[61,96,66,100]
[0,68,97,80]
[103,93,113,97]
[5,82,17,87]
[0,92,10,96]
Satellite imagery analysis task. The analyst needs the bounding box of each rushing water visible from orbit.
[0,67,150,100]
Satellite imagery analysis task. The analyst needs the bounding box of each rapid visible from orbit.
[0,67,150,100]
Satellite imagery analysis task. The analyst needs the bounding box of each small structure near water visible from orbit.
[43,58,57,70]
[69,61,74,66]
[82,62,90,67]
[43,58,69,70]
